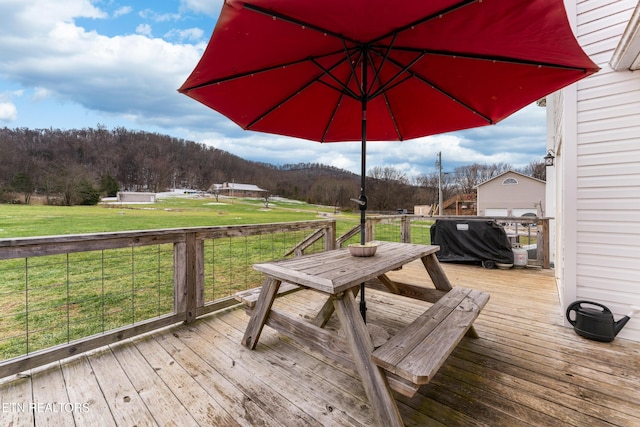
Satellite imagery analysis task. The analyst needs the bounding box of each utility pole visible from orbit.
[436,152,443,216]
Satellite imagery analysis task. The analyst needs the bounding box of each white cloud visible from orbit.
[179,0,224,16]
[0,102,17,122]
[136,24,153,37]
[114,6,132,18]
[164,27,204,42]
[139,9,181,23]
[0,1,205,129]
[10,0,106,31]
[32,87,52,101]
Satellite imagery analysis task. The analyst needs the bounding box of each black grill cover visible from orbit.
[430,219,514,265]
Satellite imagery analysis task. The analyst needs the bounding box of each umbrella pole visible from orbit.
[359,48,368,322]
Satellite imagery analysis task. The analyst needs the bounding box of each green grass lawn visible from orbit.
[0,196,356,238]
[0,196,433,360]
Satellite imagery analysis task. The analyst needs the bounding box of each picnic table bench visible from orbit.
[371,286,489,390]
[235,241,489,427]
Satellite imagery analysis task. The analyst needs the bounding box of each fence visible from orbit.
[0,220,336,378]
[0,215,550,378]
[364,214,550,268]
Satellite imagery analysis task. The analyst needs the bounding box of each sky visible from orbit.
[0,0,549,179]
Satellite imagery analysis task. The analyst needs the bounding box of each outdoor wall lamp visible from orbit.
[544,149,555,167]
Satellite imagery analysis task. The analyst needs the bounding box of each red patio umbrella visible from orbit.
[179,0,598,318]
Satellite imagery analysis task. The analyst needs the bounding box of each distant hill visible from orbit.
[0,126,424,209]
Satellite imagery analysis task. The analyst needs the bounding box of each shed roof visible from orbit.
[476,170,546,188]
[214,183,267,192]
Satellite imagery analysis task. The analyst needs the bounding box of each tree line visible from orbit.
[0,126,544,211]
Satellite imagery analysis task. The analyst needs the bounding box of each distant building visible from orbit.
[209,182,268,198]
[414,205,433,216]
[476,171,545,217]
[116,191,156,203]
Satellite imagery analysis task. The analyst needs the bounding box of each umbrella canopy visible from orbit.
[180,0,597,142]
[179,0,598,318]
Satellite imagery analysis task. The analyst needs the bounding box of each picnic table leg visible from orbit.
[333,291,404,427]
[421,253,479,338]
[312,286,359,328]
[421,253,453,291]
[242,277,281,349]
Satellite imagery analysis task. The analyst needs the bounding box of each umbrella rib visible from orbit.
[310,56,360,100]
[381,90,403,141]
[322,96,343,142]
[245,55,355,130]
[244,75,321,130]
[389,46,595,73]
[322,73,357,142]
[368,49,426,100]
[242,2,360,45]
[372,75,414,100]
[368,34,397,95]
[382,55,494,124]
[365,49,404,140]
[342,38,363,99]
[179,49,347,92]
[370,0,478,45]
[315,46,362,140]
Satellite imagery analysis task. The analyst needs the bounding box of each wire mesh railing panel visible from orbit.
[0,220,337,375]
[202,229,327,302]
[130,245,174,322]
[494,219,539,260]
[0,258,27,359]
[0,244,175,360]
[409,219,433,245]
[373,221,403,243]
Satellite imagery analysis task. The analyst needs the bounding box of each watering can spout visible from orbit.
[613,316,630,337]
[614,305,640,337]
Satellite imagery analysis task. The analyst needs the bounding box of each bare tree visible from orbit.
[10,173,34,204]
[521,160,546,181]
[454,162,511,194]
[367,166,411,211]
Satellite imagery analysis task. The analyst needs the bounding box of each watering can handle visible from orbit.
[566,300,612,326]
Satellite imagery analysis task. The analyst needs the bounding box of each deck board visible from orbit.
[1,262,639,426]
[61,355,115,426]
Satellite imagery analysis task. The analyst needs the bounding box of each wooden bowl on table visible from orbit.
[348,242,378,257]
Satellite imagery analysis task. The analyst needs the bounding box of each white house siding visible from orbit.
[562,0,640,342]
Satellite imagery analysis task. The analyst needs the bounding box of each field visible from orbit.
[1,196,435,360]
[0,196,352,238]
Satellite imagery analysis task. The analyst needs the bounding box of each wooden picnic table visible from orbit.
[240,241,488,427]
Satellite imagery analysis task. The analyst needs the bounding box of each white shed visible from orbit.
[116,192,156,203]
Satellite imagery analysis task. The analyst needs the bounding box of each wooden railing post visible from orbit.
[185,232,199,324]
[174,232,199,324]
[538,219,550,269]
[401,215,411,243]
[365,218,376,242]
[196,238,205,310]
[324,221,337,250]
[174,240,186,315]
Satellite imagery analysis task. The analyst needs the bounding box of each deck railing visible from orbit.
[0,215,550,378]
[365,215,550,268]
[0,220,336,378]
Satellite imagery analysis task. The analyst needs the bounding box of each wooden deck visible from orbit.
[2,262,640,426]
